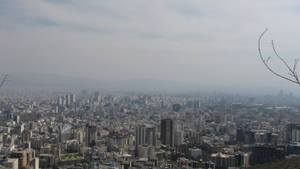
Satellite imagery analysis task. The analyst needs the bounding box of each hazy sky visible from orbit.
[2,0,300,88]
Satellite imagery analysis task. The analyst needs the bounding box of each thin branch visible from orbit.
[0,74,8,89]
[272,40,294,74]
[288,72,294,78]
[272,40,300,83]
[293,59,299,72]
[266,56,271,63]
[258,29,300,85]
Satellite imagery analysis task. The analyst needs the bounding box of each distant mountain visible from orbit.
[107,78,199,91]
[2,72,297,96]
[4,73,196,92]
[6,72,104,88]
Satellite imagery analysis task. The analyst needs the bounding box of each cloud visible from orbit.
[1,0,300,89]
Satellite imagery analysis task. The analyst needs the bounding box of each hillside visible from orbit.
[247,158,300,169]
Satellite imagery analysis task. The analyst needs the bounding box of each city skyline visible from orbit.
[2,1,300,168]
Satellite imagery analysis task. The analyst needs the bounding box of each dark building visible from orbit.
[236,128,255,144]
[249,145,285,165]
[244,130,255,144]
[161,119,175,147]
[236,128,245,144]
[85,123,97,147]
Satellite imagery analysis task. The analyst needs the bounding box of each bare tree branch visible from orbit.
[271,40,300,84]
[271,40,294,74]
[258,29,300,86]
[0,74,8,90]
[293,59,298,72]
[266,56,271,63]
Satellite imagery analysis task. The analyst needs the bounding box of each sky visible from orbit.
[2,0,300,90]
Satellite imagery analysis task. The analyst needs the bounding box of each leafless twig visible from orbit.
[0,74,8,89]
[258,29,300,86]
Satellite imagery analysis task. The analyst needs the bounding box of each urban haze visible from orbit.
[1,0,300,169]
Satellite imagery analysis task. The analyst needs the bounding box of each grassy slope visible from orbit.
[247,158,300,169]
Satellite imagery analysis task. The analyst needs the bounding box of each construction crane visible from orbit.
[0,74,8,90]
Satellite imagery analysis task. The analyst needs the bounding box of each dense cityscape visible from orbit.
[0,88,299,169]
[3,0,300,168]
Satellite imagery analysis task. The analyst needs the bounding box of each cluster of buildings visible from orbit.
[0,89,299,168]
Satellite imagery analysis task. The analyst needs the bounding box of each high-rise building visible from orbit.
[135,125,157,158]
[22,129,32,143]
[57,96,63,106]
[161,119,176,147]
[70,94,76,104]
[175,130,183,146]
[85,123,97,147]
[135,125,146,147]
[136,125,157,147]
[236,128,245,143]
[286,123,300,143]
[65,94,71,106]
[145,127,156,146]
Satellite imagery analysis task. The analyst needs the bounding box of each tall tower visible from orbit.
[136,125,157,147]
[65,94,71,106]
[57,96,63,106]
[161,119,176,147]
[145,127,156,146]
[70,94,76,104]
[85,123,97,147]
[135,125,146,147]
